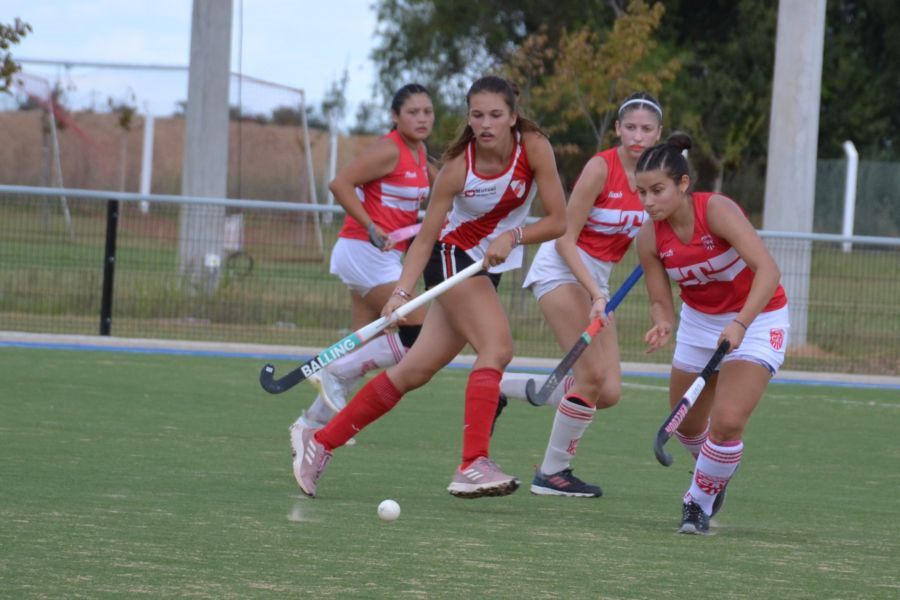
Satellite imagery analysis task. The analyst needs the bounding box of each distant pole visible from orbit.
[325,109,338,225]
[139,103,155,214]
[841,141,858,253]
[178,0,233,294]
[762,0,826,346]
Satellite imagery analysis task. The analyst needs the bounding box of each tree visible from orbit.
[819,0,900,159]
[0,18,31,94]
[506,2,679,158]
[373,0,617,97]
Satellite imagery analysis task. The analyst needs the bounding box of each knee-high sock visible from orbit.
[676,424,709,461]
[315,371,401,451]
[684,439,743,515]
[499,372,574,407]
[461,368,502,469]
[326,333,406,381]
[539,394,596,475]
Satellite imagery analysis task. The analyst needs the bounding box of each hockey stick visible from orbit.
[260,261,483,394]
[653,339,730,466]
[387,223,422,245]
[524,264,644,406]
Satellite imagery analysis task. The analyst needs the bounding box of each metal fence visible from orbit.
[1,185,898,376]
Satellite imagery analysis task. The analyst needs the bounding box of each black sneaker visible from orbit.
[678,501,711,534]
[530,468,603,497]
[711,487,727,517]
[490,393,508,436]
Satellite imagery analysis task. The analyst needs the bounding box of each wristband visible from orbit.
[509,226,524,248]
[392,287,412,301]
[733,318,748,330]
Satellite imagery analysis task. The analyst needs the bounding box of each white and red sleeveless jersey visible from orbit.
[654,192,787,314]
[338,129,430,252]
[576,147,646,262]
[439,134,537,273]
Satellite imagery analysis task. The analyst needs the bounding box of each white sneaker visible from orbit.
[289,423,332,497]
[307,370,351,413]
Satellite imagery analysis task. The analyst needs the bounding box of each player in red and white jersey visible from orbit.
[499,93,662,498]
[293,76,566,500]
[635,132,790,534]
[289,85,435,480]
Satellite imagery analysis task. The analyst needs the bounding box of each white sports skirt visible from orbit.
[674,303,790,375]
[522,241,613,301]
[329,237,403,296]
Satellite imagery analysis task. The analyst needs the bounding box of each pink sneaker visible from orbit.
[290,423,332,497]
[447,457,520,499]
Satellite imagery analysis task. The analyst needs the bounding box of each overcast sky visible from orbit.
[3,0,380,123]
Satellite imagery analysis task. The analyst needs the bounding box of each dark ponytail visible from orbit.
[635,131,692,182]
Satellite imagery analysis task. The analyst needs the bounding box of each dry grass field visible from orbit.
[0,109,376,200]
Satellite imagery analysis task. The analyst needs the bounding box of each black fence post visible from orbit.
[99,199,119,336]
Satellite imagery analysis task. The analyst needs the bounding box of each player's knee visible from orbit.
[594,380,622,409]
[709,421,744,444]
[478,344,513,371]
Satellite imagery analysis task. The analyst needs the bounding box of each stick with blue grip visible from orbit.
[524,264,644,406]
[259,261,483,394]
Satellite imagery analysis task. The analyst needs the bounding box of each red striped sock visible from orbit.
[461,367,503,469]
[684,438,743,515]
[315,371,402,451]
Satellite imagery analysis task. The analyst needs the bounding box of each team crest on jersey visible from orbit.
[770,328,785,350]
[700,234,716,250]
[608,191,623,199]
[510,179,527,198]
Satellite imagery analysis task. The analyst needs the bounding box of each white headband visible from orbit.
[618,98,663,118]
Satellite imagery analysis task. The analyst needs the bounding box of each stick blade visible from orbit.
[653,429,674,467]
[524,378,545,406]
[259,364,287,394]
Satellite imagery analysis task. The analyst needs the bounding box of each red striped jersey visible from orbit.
[576,147,647,262]
[439,134,537,273]
[654,192,787,314]
[338,129,430,251]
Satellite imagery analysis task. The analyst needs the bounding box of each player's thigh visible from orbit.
[709,360,770,441]
[438,276,513,369]
[669,367,718,435]
[388,301,467,391]
[537,283,591,351]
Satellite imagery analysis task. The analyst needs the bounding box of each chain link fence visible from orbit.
[1,185,898,375]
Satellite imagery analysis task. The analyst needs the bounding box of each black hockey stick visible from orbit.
[653,339,730,466]
[259,261,483,394]
[524,264,644,406]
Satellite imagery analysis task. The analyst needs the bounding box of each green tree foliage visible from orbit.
[655,0,776,192]
[372,0,897,194]
[505,1,679,177]
[819,0,900,159]
[0,18,31,94]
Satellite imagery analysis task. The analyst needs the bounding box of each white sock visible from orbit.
[298,395,335,427]
[539,395,596,475]
[326,333,406,380]
[684,439,743,515]
[676,425,709,460]
[500,373,574,408]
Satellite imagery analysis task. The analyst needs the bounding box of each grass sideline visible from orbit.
[1,347,898,598]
